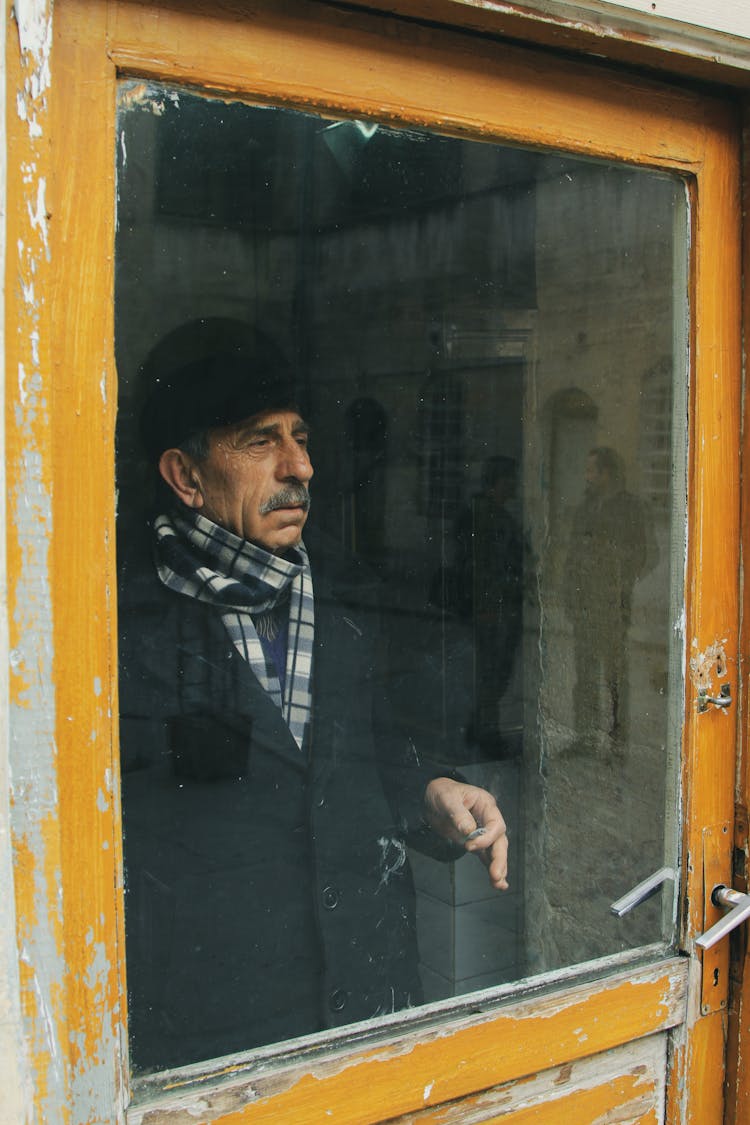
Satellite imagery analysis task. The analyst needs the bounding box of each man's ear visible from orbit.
[158,449,204,509]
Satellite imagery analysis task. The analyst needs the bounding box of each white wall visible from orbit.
[457,0,750,74]
[600,0,750,39]
[507,0,750,39]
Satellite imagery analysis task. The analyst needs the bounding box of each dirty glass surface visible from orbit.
[116,84,687,1076]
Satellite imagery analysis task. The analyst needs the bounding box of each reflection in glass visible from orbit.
[116,85,687,1075]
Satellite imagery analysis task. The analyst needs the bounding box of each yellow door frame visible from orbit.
[6,1,743,1121]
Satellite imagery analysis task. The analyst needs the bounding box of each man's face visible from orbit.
[189,410,313,554]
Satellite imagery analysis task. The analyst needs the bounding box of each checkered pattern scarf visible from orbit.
[153,508,314,749]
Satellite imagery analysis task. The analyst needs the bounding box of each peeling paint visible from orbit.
[126,960,686,1123]
[689,638,728,690]
[8,1,68,1122]
[0,4,739,1123]
[119,79,182,116]
[26,177,49,259]
[554,1061,574,1085]
[13,2,52,140]
[118,80,167,116]
[15,0,50,62]
[18,362,29,407]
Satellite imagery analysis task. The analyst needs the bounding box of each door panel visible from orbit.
[38,1,741,1121]
[128,960,686,1124]
[388,1035,669,1124]
[115,90,688,1072]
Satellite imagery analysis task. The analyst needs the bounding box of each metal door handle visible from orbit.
[697,683,732,713]
[696,885,750,950]
[610,866,674,917]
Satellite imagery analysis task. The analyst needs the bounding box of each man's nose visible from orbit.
[277,437,313,482]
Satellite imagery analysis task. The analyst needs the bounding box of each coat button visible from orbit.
[322,885,340,910]
[328,989,347,1012]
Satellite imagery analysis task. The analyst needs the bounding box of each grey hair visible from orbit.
[178,429,211,462]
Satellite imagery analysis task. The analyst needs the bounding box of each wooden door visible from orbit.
[7,1,742,1121]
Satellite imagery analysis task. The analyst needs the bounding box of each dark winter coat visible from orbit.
[119,533,452,1073]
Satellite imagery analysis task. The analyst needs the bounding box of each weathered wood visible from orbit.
[6,2,741,1122]
[49,1,125,1118]
[6,1,70,1121]
[722,99,750,1125]
[387,1032,668,1123]
[108,0,718,167]
[318,0,750,88]
[128,959,687,1124]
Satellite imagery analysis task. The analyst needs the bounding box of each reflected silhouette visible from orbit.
[563,447,651,749]
[345,397,388,561]
[454,456,524,756]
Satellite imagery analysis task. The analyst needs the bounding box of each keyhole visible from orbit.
[713,967,720,988]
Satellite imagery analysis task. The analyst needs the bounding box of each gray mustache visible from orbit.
[260,485,311,515]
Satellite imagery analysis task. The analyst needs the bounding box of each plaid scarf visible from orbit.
[153,508,314,750]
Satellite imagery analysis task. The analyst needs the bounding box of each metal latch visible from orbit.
[697,683,732,713]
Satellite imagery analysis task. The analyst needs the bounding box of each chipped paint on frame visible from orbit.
[127,959,688,1125]
[2,2,743,1122]
[0,0,35,1119]
[6,0,68,1122]
[689,638,729,691]
[383,1034,668,1123]
[5,0,124,1120]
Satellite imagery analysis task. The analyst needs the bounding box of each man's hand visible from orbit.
[423,777,509,890]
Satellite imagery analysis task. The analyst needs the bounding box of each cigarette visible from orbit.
[464,827,486,842]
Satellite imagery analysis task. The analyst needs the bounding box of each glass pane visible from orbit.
[116,84,686,1076]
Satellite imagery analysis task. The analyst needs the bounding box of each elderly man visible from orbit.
[119,341,508,1073]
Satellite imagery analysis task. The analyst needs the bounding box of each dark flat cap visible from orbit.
[139,327,297,462]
